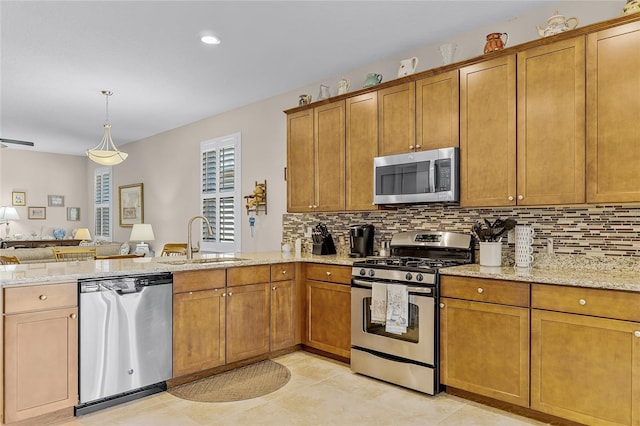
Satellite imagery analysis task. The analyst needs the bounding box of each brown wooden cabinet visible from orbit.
[173,270,226,377]
[517,36,585,205]
[378,82,416,155]
[304,264,351,358]
[345,92,378,211]
[286,101,345,212]
[531,284,640,426]
[270,263,297,351]
[440,276,530,407]
[587,20,640,203]
[459,55,517,207]
[226,265,271,363]
[415,70,459,150]
[4,282,78,423]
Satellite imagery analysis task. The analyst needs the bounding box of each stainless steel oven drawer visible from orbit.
[351,348,436,395]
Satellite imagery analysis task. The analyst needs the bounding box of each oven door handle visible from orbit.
[351,279,434,296]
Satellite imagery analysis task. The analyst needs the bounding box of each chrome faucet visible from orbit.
[187,215,213,260]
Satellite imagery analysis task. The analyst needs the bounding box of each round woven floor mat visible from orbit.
[168,360,291,402]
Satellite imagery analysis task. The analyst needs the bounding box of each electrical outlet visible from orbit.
[507,229,515,244]
[304,226,312,238]
[547,237,554,254]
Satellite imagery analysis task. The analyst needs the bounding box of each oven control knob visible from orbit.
[368,269,375,277]
[359,268,366,276]
[405,272,413,281]
[416,273,424,282]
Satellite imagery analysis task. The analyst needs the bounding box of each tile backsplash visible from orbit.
[283,204,640,258]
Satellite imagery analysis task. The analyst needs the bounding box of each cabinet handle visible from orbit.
[477,288,484,294]
[222,293,227,297]
[228,292,233,297]
[39,294,47,301]
[508,196,514,201]
[326,271,332,276]
[70,313,77,319]
[635,331,640,338]
[409,145,414,149]
[189,291,193,295]
[579,299,586,305]
[282,270,287,275]
[272,286,277,291]
[518,195,524,200]
[308,205,313,209]
[415,144,421,149]
[439,303,445,308]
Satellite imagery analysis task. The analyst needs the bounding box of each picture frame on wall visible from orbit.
[28,206,46,220]
[67,207,80,221]
[119,183,144,227]
[48,195,65,207]
[12,191,25,206]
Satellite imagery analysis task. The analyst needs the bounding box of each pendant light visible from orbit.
[86,90,128,165]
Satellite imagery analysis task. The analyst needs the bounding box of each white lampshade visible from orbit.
[130,223,155,256]
[75,228,92,241]
[0,207,20,221]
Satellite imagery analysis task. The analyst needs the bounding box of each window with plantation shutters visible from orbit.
[201,133,242,252]
[94,167,112,240]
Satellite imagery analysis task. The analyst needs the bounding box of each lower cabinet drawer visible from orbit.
[441,276,530,307]
[4,282,77,314]
[305,263,351,284]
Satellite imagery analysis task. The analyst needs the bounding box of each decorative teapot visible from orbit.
[397,57,419,78]
[484,33,508,54]
[363,73,383,88]
[536,11,579,37]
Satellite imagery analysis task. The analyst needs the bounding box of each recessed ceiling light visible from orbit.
[201,35,221,45]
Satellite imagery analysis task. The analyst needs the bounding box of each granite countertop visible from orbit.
[442,253,640,293]
[0,251,356,287]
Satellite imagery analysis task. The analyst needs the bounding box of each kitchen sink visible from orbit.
[158,257,247,265]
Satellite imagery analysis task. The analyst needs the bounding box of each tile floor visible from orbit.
[61,351,547,426]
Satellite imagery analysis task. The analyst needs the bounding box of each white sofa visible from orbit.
[0,243,125,264]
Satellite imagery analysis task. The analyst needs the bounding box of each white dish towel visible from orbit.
[385,284,408,334]
[371,283,387,325]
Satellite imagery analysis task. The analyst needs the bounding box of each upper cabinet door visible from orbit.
[460,55,517,207]
[587,21,640,203]
[346,92,378,211]
[314,100,346,212]
[416,70,460,151]
[378,82,416,155]
[517,37,586,206]
[287,109,314,212]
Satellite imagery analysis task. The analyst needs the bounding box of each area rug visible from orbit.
[168,360,291,402]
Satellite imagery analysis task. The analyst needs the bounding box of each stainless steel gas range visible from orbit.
[350,230,473,395]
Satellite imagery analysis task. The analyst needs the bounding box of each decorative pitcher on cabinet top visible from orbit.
[536,11,579,37]
[337,77,350,95]
[397,57,419,78]
[363,73,383,88]
[484,32,508,54]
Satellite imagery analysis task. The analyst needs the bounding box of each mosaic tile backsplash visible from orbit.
[282,204,640,259]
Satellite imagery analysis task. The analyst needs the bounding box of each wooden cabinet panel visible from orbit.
[306,280,351,358]
[416,70,459,150]
[378,82,416,155]
[517,37,585,205]
[314,101,345,211]
[173,269,225,293]
[460,55,517,207]
[440,298,529,407]
[226,283,271,363]
[173,289,226,377]
[441,276,529,307]
[532,284,640,322]
[587,20,640,203]
[531,309,640,425]
[271,279,296,351]
[4,307,78,423]
[4,282,77,314]
[287,109,314,212]
[305,263,352,284]
[346,92,378,211]
[227,265,270,287]
[271,262,296,282]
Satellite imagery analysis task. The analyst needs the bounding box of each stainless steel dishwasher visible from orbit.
[75,272,173,415]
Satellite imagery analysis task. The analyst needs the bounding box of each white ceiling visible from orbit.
[0,1,551,156]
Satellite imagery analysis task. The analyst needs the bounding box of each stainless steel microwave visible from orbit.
[373,147,459,204]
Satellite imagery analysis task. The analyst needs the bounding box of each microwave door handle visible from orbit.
[429,160,436,193]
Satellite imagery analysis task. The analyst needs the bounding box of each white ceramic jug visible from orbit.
[337,78,350,95]
[397,57,419,78]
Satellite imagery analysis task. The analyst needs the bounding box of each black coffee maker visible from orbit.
[349,224,375,258]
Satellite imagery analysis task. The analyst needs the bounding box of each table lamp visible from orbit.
[0,207,20,238]
[75,228,92,244]
[129,223,155,256]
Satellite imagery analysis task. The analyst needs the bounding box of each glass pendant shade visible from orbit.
[86,91,128,166]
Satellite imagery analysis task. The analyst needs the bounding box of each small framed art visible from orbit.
[67,207,80,221]
[119,183,144,227]
[28,206,46,220]
[12,192,25,206]
[48,195,65,207]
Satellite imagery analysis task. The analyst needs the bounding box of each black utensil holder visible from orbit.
[312,234,336,255]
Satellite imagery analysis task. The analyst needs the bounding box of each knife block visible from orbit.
[312,234,337,255]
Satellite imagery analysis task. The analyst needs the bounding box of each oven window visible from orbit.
[362,296,419,343]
